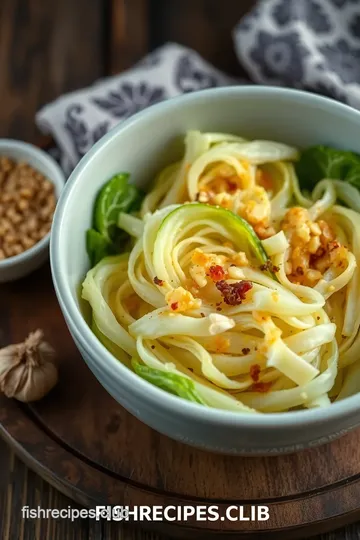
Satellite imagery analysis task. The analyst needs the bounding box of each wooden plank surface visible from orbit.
[109,0,149,73]
[0,0,105,142]
[0,0,359,538]
[148,0,253,77]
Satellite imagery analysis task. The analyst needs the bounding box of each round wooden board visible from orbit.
[2,264,360,539]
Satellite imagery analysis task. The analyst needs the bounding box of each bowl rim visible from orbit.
[50,85,360,428]
[0,139,65,270]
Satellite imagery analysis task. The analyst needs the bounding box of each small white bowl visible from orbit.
[0,139,65,283]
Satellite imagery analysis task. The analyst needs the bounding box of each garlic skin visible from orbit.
[0,329,58,402]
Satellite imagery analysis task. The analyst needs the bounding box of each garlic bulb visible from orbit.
[0,329,58,402]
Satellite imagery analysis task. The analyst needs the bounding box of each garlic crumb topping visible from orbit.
[213,335,230,352]
[191,248,227,268]
[165,287,202,312]
[281,207,348,287]
[189,264,207,288]
[195,164,275,240]
[232,251,248,266]
[189,249,229,288]
[208,313,235,335]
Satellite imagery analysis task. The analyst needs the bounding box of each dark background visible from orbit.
[0,0,249,143]
[0,0,358,538]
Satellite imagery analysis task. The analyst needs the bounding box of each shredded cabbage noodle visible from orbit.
[82,130,360,413]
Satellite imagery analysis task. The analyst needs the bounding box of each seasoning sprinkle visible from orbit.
[153,276,164,286]
[252,382,272,393]
[215,280,253,305]
[249,363,260,381]
[259,260,279,273]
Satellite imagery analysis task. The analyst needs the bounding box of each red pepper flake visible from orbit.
[260,260,279,273]
[216,307,222,312]
[249,363,260,382]
[153,276,164,286]
[296,266,304,276]
[171,302,179,311]
[317,316,320,321]
[329,241,340,252]
[215,280,253,305]
[151,345,155,350]
[200,312,205,318]
[310,247,326,266]
[242,347,251,356]
[209,265,227,282]
[227,180,238,192]
[252,382,272,393]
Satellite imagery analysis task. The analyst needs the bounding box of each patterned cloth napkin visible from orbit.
[36,0,360,176]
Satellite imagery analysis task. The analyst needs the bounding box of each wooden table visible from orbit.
[0,1,358,538]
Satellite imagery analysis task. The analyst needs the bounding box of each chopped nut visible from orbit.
[21,236,35,249]
[4,245,15,257]
[11,244,23,256]
[0,157,57,260]
[0,219,11,235]
[7,209,22,225]
[0,157,14,171]
[40,223,51,236]
[42,179,53,192]
[19,187,33,198]
[40,206,52,220]
[4,233,15,245]
[27,216,38,232]
[17,198,29,212]
[48,194,57,209]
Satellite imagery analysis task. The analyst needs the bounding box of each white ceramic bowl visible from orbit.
[0,140,65,282]
[50,86,360,456]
